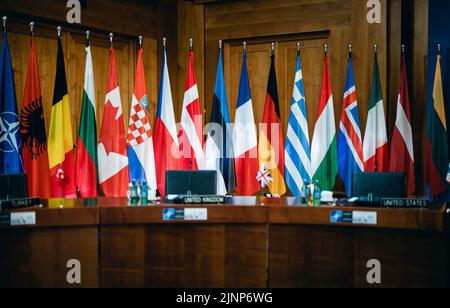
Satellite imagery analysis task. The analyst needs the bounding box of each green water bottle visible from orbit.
[313,180,321,207]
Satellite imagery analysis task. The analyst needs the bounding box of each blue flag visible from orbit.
[205,49,236,195]
[337,57,364,197]
[0,33,23,174]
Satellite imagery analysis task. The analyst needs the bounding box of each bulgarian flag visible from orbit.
[363,50,389,172]
[311,50,338,191]
[48,34,77,198]
[259,52,286,196]
[76,44,98,198]
[425,50,449,197]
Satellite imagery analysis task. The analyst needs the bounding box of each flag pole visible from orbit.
[30,22,35,38]
[109,32,114,49]
[189,38,193,52]
[2,16,7,34]
[163,37,167,51]
[438,44,441,56]
[297,42,301,57]
[243,41,247,53]
[348,43,353,59]
[86,30,90,47]
[218,40,223,52]
[57,26,62,39]
[271,42,275,57]
[401,44,406,55]
[139,35,143,49]
[374,44,378,55]
[324,43,328,56]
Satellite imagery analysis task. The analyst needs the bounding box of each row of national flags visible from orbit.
[0,29,448,199]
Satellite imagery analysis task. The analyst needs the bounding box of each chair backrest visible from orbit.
[0,174,29,200]
[166,170,217,195]
[352,172,407,198]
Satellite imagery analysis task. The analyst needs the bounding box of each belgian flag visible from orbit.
[48,33,76,198]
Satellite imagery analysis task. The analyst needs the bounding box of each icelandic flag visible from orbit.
[0,33,23,174]
[127,47,157,191]
[153,44,181,196]
[337,56,364,197]
[205,48,236,195]
[285,51,311,197]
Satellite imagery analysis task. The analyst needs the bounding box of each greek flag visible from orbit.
[285,52,311,197]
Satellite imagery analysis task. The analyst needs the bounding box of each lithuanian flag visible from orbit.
[258,52,286,196]
[425,52,448,197]
[48,35,76,198]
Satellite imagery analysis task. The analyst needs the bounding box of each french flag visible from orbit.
[233,45,260,196]
[153,39,180,196]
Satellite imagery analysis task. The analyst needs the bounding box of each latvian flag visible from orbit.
[390,51,415,195]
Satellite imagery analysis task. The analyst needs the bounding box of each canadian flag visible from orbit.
[98,47,129,197]
[179,44,205,170]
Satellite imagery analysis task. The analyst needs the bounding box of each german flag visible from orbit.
[48,35,76,198]
[258,52,286,196]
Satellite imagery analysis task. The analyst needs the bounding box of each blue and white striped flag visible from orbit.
[285,51,311,197]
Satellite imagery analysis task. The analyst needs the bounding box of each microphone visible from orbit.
[6,164,10,200]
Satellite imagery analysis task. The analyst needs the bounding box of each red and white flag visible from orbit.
[390,53,415,195]
[179,46,205,170]
[98,47,129,197]
[154,43,180,196]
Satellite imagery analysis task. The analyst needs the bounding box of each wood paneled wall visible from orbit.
[0,0,430,195]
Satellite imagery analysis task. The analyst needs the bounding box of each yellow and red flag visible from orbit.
[48,36,76,198]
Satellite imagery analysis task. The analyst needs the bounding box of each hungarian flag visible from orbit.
[363,52,389,172]
[154,43,180,196]
[127,45,157,191]
[76,45,98,198]
[259,53,286,196]
[390,53,415,195]
[179,48,205,171]
[338,56,364,197]
[233,49,260,196]
[98,47,129,197]
[205,46,236,195]
[425,51,448,197]
[48,37,76,198]
[311,53,337,191]
[20,37,51,198]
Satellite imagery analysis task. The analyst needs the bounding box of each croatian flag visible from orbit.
[233,48,260,196]
[337,56,364,197]
[153,42,180,196]
[127,46,157,191]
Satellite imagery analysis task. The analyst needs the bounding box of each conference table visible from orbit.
[0,197,449,288]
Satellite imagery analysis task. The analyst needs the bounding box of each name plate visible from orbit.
[163,208,208,221]
[182,196,225,205]
[381,199,430,209]
[10,212,36,226]
[331,210,377,225]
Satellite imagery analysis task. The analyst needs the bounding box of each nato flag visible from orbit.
[0,33,23,174]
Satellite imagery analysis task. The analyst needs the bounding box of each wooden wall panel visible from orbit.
[0,28,157,145]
